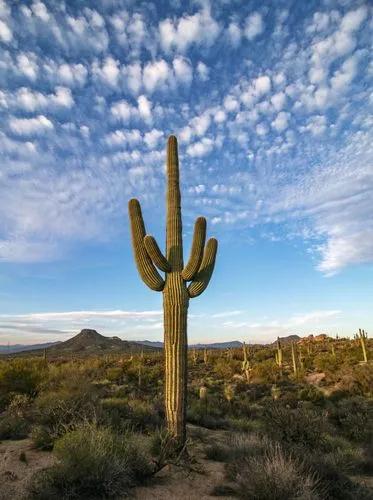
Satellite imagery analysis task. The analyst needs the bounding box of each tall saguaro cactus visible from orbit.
[128,135,218,447]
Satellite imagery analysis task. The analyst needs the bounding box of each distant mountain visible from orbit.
[0,342,60,354]
[270,335,301,345]
[191,341,244,349]
[5,329,159,357]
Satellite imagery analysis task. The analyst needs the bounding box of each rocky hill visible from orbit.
[7,329,159,357]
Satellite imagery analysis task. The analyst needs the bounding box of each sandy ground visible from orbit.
[133,426,235,500]
[0,438,55,500]
[0,428,232,500]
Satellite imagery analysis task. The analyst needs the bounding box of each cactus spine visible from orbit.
[128,135,218,447]
[358,328,368,363]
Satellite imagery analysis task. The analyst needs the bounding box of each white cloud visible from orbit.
[187,137,214,157]
[144,129,163,148]
[271,91,286,111]
[14,87,73,111]
[9,115,54,135]
[17,53,38,81]
[244,12,264,40]
[137,95,152,121]
[227,22,241,47]
[125,62,142,94]
[254,75,271,95]
[300,115,327,136]
[143,59,170,92]
[256,123,268,136]
[196,61,209,81]
[190,113,211,136]
[272,111,290,132]
[105,128,141,147]
[159,7,220,52]
[0,18,11,42]
[173,56,193,85]
[110,100,133,122]
[57,63,87,87]
[92,56,120,87]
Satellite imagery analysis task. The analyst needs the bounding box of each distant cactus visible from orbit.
[203,348,208,365]
[224,383,234,402]
[242,342,251,382]
[358,328,368,363]
[275,337,283,368]
[291,342,298,375]
[192,348,198,365]
[199,385,208,400]
[128,136,218,447]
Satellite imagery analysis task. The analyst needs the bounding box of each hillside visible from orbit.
[7,329,159,357]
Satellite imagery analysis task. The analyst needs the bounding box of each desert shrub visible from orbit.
[127,399,163,431]
[303,451,372,500]
[32,382,99,449]
[212,358,237,379]
[298,385,325,404]
[263,402,326,448]
[314,352,345,374]
[187,399,229,429]
[0,359,45,408]
[0,394,32,439]
[251,360,280,384]
[230,443,322,500]
[100,397,130,431]
[206,433,267,463]
[0,414,30,439]
[327,396,373,442]
[28,423,152,499]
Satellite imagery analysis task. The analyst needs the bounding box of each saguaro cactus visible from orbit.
[358,328,368,363]
[275,337,283,368]
[128,135,218,447]
[291,341,298,376]
[242,342,251,382]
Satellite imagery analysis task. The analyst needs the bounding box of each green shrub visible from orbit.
[263,403,326,448]
[0,415,29,440]
[32,385,99,449]
[28,423,152,499]
[0,359,45,408]
[0,393,32,439]
[298,385,324,404]
[328,396,373,442]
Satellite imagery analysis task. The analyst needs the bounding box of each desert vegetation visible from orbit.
[0,334,372,498]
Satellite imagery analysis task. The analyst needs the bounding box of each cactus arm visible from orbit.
[166,135,183,270]
[188,238,218,298]
[144,235,171,272]
[128,198,165,291]
[181,217,206,281]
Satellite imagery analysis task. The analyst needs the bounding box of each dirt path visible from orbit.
[0,439,55,500]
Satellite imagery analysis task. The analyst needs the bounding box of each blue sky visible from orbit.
[0,0,372,344]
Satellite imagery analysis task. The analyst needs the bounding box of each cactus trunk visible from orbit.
[128,136,218,449]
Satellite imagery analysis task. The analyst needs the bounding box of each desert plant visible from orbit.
[128,135,218,447]
[291,342,298,376]
[242,342,251,382]
[358,328,368,363]
[28,423,152,499]
[275,337,283,368]
[229,442,322,500]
